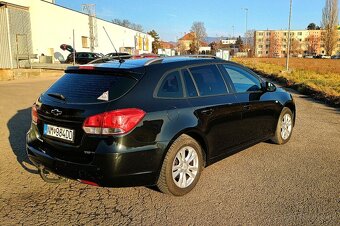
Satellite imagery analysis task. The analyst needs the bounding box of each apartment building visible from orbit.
[254,29,340,57]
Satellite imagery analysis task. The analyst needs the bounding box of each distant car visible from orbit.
[159,54,169,57]
[105,52,132,59]
[313,54,331,59]
[65,52,103,64]
[303,55,314,59]
[89,52,132,64]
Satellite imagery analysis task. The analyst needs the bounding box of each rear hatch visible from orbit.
[35,66,143,163]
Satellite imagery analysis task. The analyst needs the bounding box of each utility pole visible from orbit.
[232,25,234,38]
[286,0,292,71]
[242,8,248,46]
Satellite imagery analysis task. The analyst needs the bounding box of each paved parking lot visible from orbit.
[0,76,339,225]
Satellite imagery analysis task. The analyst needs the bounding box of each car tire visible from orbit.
[157,134,204,196]
[271,107,294,145]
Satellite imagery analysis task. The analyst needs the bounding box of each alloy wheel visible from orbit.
[172,146,199,188]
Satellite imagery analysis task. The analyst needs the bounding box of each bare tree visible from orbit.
[321,0,339,55]
[245,29,255,53]
[290,38,302,55]
[112,18,144,32]
[308,34,320,54]
[190,21,207,52]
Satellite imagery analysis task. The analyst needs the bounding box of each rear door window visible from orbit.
[189,65,228,96]
[157,71,184,98]
[45,73,137,103]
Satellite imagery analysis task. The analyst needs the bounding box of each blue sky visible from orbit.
[56,0,338,41]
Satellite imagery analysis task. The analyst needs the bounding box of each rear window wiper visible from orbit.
[47,93,66,101]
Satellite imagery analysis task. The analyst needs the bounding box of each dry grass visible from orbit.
[233,58,340,100]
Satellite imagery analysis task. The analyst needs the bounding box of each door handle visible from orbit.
[243,105,251,110]
[201,109,214,115]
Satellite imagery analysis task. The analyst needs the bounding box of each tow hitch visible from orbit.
[38,165,67,183]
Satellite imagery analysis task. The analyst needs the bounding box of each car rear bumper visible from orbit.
[26,132,165,187]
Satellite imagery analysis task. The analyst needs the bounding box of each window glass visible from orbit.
[157,71,183,98]
[181,69,198,97]
[189,65,227,96]
[45,73,137,104]
[223,65,261,93]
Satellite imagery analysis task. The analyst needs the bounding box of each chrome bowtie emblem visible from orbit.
[51,109,62,116]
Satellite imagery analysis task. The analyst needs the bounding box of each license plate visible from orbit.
[43,124,75,142]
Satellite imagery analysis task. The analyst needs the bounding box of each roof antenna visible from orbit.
[103,26,125,63]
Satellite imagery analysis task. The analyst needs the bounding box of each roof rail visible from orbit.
[143,54,221,66]
[144,58,164,66]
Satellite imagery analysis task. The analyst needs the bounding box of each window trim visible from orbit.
[180,68,199,98]
[154,63,236,100]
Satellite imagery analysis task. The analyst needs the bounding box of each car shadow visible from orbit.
[7,107,38,174]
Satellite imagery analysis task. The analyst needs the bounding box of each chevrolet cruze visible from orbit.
[26,56,295,196]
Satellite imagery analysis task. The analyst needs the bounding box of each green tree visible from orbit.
[189,42,199,54]
[147,30,161,54]
[235,36,244,51]
[209,41,218,55]
[307,23,321,30]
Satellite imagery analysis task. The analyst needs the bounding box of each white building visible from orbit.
[0,0,153,68]
[221,39,236,45]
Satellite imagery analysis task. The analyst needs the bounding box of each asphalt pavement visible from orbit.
[0,76,339,225]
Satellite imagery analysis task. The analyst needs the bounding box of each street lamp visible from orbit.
[286,0,292,71]
[242,8,248,46]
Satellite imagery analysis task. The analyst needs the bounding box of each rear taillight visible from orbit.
[83,108,145,135]
[32,104,38,124]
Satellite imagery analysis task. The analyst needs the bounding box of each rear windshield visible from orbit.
[45,73,137,103]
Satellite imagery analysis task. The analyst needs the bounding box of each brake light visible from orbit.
[83,108,145,135]
[79,65,94,70]
[32,104,38,124]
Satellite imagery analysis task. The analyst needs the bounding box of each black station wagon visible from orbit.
[26,56,295,196]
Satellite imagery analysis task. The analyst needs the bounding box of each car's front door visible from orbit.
[219,64,279,142]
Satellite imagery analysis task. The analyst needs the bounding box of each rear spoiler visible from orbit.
[65,65,144,80]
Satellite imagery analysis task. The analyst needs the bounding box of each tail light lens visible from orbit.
[32,104,38,124]
[83,108,145,135]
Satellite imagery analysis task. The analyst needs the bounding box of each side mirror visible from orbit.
[263,81,276,92]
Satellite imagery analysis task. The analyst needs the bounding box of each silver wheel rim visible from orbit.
[172,146,199,188]
[280,113,292,140]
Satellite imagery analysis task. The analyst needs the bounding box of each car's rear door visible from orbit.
[184,65,243,159]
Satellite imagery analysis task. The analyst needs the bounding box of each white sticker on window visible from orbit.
[97,91,109,101]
